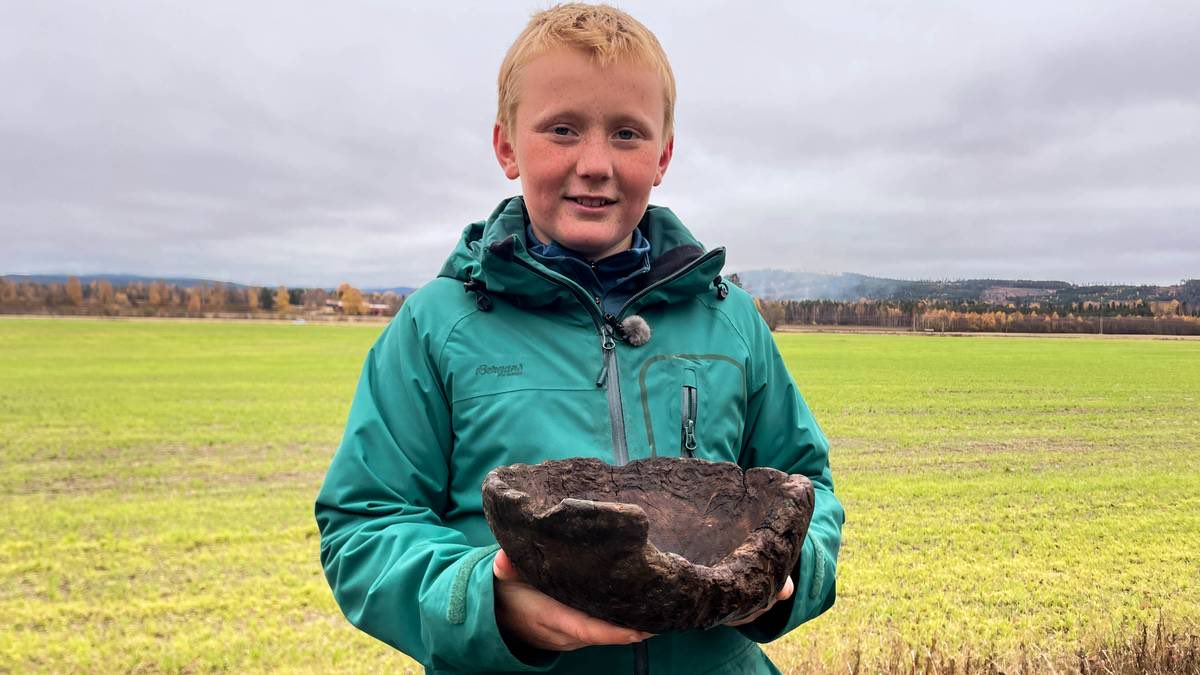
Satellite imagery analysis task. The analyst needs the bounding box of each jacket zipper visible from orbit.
[509,241,721,675]
[680,384,697,457]
[509,243,723,465]
[616,249,721,675]
[600,323,628,466]
[510,254,629,466]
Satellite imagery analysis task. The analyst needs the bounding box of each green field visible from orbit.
[2,318,1198,673]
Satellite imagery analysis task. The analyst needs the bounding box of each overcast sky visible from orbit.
[2,1,1197,288]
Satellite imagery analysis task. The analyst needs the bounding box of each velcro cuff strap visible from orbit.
[447,544,500,625]
[809,541,825,600]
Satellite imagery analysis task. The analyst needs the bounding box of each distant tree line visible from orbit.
[727,274,1200,335]
[0,277,404,319]
[751,298,1200,335]
[7,275,1198,335]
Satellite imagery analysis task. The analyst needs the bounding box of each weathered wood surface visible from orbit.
[482,456,815,632]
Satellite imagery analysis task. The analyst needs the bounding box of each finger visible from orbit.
[777,576,795,602]
[725,608,764,627]
[533,621,616,651]
[492,548,522,582]
[726,578,794,627]
[560,612,648,646]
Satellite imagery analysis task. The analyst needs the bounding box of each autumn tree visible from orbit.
[382,291,404,315]
[338,283,365,316]
[97,280,114,310]
[186,287,202,314]
[274,286,291,314]
[66,276,83,306]
[245,287,259,310]
[124,281,146,308]
[206,282,225,312]
[20,282,40,306]
[303,288,328,311]
[754,298,786,331]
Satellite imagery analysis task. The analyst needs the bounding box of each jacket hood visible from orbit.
[437,196,727,315]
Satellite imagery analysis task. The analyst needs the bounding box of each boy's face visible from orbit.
[494,47,673,260]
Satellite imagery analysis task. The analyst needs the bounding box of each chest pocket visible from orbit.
[636,353,747,462]
[445,350,610,471]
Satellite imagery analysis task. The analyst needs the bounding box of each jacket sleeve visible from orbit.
[734,313,845,643]
[314,309,559,671]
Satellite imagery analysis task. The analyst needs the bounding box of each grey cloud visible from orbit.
[2,1,1198,287]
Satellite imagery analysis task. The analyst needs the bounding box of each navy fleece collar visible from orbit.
[526,225,651,315]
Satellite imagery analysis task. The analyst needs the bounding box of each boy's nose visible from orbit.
[574,136,614,180]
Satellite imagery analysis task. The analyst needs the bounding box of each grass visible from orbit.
[1,318,1197,673]
[772,333,1200,673]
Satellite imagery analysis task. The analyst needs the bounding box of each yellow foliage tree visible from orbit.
[187,287,202,313]
[66,276,83,306]
[338,283,365,316]
[753,298,785,331]
[274,286,291,314]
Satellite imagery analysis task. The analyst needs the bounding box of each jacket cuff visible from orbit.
[423,545,560,672]
[736,535,835,643]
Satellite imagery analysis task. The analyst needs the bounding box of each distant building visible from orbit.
[324,299,392,316]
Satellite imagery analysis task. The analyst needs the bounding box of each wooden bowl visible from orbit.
[481,456,815,632]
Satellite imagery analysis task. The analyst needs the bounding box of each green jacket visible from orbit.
[316,197,844,674]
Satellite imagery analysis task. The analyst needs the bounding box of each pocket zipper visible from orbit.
[680,384,697,457]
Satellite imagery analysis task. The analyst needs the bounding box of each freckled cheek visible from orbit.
[535,155,575,184]
[616,165,660,194]
[618,150,664,182]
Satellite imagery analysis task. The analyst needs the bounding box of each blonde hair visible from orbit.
[497,3,676,141]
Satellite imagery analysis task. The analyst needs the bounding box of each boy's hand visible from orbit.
[724,576,794,626]
[493,548,654,651]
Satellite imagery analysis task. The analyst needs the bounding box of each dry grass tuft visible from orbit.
[784,619,1199,675]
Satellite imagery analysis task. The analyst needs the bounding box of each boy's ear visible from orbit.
[652,135,674,187]
[493,122,521,180]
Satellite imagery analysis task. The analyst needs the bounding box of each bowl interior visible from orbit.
[517,463,773,567]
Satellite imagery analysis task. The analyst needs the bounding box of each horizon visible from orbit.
[5,268,1194,292]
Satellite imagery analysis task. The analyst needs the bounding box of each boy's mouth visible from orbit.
[567,196,617,208]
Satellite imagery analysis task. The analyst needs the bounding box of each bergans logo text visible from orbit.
[475,363,524,377]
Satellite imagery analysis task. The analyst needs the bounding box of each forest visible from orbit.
[752,297,1200,335]
[0,277,403,319]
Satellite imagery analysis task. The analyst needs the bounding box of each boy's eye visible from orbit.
[615,129,638,140]
[552,126,572,136]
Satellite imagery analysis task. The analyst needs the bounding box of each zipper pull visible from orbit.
[684,420,697,456]
[601,324,616,351]
[596,325,616,387]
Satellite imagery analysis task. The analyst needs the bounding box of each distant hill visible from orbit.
[3,273,250,289]
[733,269,1199,305]
[362,285,417,296]
[3,274,415,295]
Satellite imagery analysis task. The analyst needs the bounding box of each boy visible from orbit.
[315,4,843,673]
